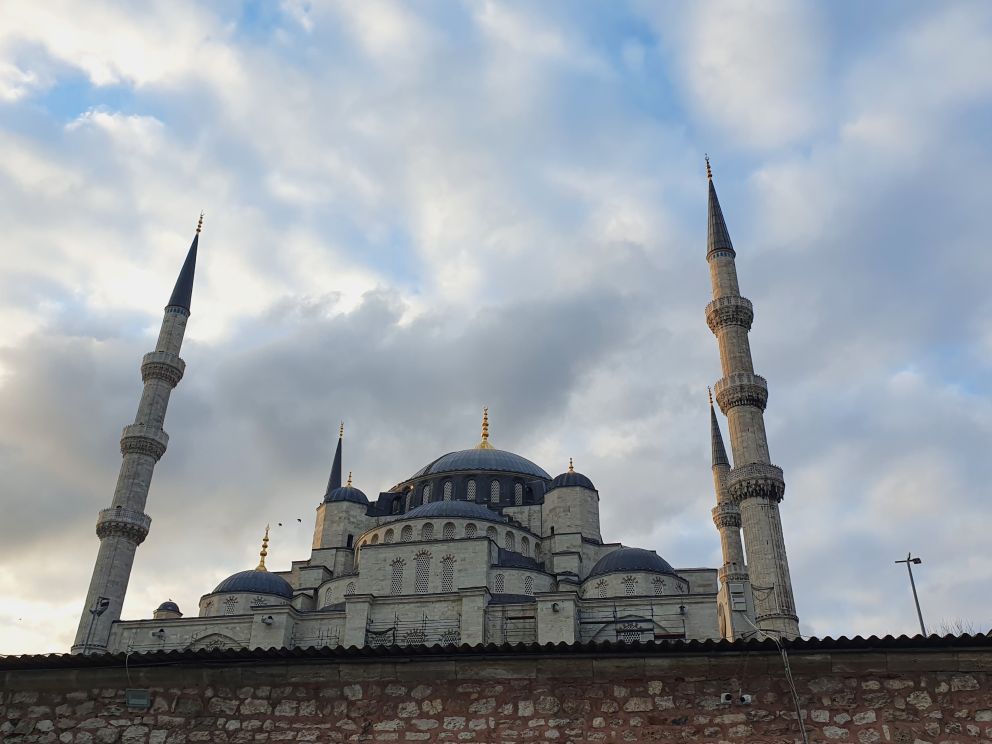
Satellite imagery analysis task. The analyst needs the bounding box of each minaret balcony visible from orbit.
[120,424,170,461]
[711,501,742,529]
[141,351,186,387]
[713,373,768,413]
[727,463,785,503]
[705,295,753,333]
[96,506,152,543]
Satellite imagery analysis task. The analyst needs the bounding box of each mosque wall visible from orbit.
[5,642,990,743]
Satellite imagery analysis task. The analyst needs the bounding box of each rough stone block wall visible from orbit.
[2,647,991,743]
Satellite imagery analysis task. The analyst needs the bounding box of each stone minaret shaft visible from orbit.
[704,163,799,638]
[72,221,200,654]
[710,395,746,582]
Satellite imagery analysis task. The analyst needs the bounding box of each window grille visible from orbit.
[403,629,426,646]
[467,480,476,500]
[504,532,515,551]
[384,529,395,544]
[524,576,534,595]
[401,525,413,542]
[421,523,434,540]
[443,481,453,501]
[441,556,455,592]
[345,582,356,596]
[520,536,529,556]
[439,629,461,646]
[442,522,455,540]
[224,596,238,615]
[406,492,414,511]
[493,573,505,593]
[618,623,640,643]
[652,577,665,596]
[622,576,637,596]
[370,534,379,545]
[486,526,498,541]
[596,580,607,599]
[489,480,500,503]
[514,483,523,505]
[465,523,477,538]
[423,483,432,502]
[415,552,431,594]
[390,559,405,595]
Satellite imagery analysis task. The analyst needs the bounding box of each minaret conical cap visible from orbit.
[706,160,735,259]
[325,423,343,496]
[709,387,730,469]
[167,213,202,311]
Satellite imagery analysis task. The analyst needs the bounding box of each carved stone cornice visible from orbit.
[705,295,754,334]
[719,566,749,584]
[727,463,785,503]
[714,373,768,413]
[120,424,169,461]
[96,507,152,543]
[141,351,185,387]
[711,501,742,529]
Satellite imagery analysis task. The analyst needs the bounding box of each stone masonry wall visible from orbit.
[2,646,991,744]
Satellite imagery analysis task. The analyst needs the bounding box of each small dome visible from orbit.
[156,600,180,613]
[550,470,596,490]
[587,547,678,579]
[408,448,550,480]
[213,569,294,599]
[324,485,369,505]
[403,501,507,522]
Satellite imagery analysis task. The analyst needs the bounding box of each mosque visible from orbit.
[70,164,800,654]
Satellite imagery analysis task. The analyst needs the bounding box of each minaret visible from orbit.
[324,422,344,498]
[72,216,202,654]
[704,159,800,638]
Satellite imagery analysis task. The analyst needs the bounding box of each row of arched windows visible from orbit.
[400,477,533,511]
[361,523,538,558]
[390,553,458,596]
[491,573,536,595]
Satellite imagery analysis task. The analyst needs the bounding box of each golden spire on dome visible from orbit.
[256,525,269,571]
[196,211,205,234]
[347,471,353,487]
[568,457,574,473]
[705,154,712,180]
[339,421,344,439]
[476,407,494,449]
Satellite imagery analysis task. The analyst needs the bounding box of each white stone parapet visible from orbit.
[140,351,185,387]
[96,506,152,543]
[120,424,169,461]
[705,295,754,333]
[714,372,768,413]
[727,463,785,503]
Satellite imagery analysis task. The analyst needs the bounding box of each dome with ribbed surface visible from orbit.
[587,548,678,579]
[213,570,294,599]
[550,470,596,490]
[156,600,180,613]
[324,485,369,505]
[408,449,550,480]
[403,501,507,522]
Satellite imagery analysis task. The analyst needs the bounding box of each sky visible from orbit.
[1,0,991,655]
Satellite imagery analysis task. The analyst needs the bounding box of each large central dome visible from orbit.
[408,448,551,481]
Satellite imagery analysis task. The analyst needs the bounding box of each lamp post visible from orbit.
[894,553,926,636]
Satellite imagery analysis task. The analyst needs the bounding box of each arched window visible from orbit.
[534,543,542,561]
[443,481,453,501]
[442,522,455,540]
[514,483,523,505]
[421,523,434,541]
[401,525,413,542]
[370,533,379,545]
[423,483,432,502]
[465,523,477,538]
[224,596,238,615]
[489,480,500,503]
[652,577,665,596]
[493,573,505,593]
[390,558,405,595]
[467,480,477,501]
[520,536,529,556]
[391,499,401,514]
[504,532,515,551]
[414,551,431,594]
[486,526,498,542]
[441,556,455,593]
[524,576,534,595]
[622,576,637,596]
[596,579,607,599]
[403,629,426,646]
[345,582,356,596]
[618,623,640,643]
[406,492,414,511]
[384,528,395,544]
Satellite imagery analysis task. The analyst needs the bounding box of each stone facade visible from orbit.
[3,638,991,743]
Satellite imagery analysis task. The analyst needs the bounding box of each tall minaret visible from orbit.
[704,159,800,638]
[72,216,202,654]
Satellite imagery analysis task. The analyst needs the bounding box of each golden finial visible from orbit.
[708,386,713,406]
[339,421,344,439]
[476,407,493,449]
[568,457,574,473]
[195,211,204,234]
[347,471,353,487]
[256,525,269,571]
[705,154,712,180]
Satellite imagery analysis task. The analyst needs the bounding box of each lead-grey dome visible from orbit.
[156,600,180,613]
[213,570,294,599]
[587,548,678,578]
[324,485,369,505]
[403,501,507,522]
[409,448,550,480]
[550,470,596,490]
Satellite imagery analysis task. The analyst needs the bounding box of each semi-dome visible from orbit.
[587,547,678,579]
[324,485,369,505]
[403,501,507,522]
[156,600,180,613]
[213,569,294,599]
[408,448,551,481]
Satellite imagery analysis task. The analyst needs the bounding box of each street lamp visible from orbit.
[894,553,927,636]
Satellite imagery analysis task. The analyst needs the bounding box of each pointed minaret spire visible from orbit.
[167,214,202,311]
[256,525,270,571]
[476,407,493,449]
[706,158,735,260]
[325,423,344,496]
[709,387,730,468]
